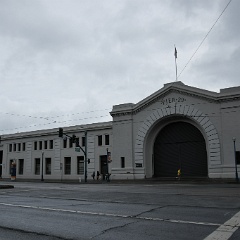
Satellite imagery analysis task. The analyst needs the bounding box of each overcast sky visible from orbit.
[0,0,239,135]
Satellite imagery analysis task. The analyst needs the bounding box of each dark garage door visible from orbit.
[154,122,208,178]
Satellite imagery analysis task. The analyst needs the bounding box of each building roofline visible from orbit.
[110,81,240,116]
[1,121,113,141]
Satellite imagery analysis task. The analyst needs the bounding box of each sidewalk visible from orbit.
[0,177,239,185]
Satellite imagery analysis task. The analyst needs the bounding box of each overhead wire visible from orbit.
[0,114,110,133]
[0,108,111,121]
[177,0,233,79]
[0,107,112,133]
[1,100,240,134]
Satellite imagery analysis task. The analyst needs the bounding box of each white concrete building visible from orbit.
[0,122,113,181]
[0,81,240,181]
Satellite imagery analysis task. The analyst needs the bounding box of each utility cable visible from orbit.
[0,108,111,121]
[0,114,110,133]
[178,0,233,79]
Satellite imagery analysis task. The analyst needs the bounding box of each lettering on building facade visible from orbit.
[160,97,186,105]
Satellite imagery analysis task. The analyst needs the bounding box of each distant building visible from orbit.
[0,81,240,181]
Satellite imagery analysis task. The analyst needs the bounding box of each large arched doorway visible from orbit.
[154,121,208,178]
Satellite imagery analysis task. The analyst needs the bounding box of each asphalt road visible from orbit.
[0,180,240,240]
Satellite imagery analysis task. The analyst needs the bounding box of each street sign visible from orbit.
[75,147,80,152]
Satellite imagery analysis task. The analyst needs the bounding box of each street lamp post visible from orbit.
[84,131,87,183]
[106,148,110,182]
[106,148,109,174]
[41,151,44,181]
[232,138,239,183]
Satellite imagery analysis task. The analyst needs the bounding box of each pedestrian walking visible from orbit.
[97,171,100,180]
[92,171,95,180]
[177,169,181,181]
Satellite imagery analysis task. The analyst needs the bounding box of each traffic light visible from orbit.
[88,159,90,164]
[72,134,76,143]
[58,128,63,138]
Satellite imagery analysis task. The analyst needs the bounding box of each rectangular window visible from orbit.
[50,140,53,149]
[14,143,16,151]
[82,137,85,147]
[64,157,71,175]
[18,143,21,151]
[63,139,67,148]
[105,135,109,145]
[77,156,84,175]
[34,141,38,150]
[44,140,48,149]
[45,158,51,175]
[35,158,40,175]
[18,159,24,175]
[98,135,102,146]
[22,143,26,151]
[9,144,12,152]
[121,157,125,168]
[69,138,73,148]
[39,141,42,150]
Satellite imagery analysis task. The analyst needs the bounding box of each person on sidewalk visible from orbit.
[177,169,181,181]
[97,171,100,180]
[92,171,95,180]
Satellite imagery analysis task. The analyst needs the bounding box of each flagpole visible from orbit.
[175,55,177,81]
[174,45,177,81]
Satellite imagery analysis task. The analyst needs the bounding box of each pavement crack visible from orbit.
[0,225,72,240]
[90,220,138,239]
[131,205,162,218]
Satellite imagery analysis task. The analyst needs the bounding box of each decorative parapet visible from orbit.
[110,81,240,117]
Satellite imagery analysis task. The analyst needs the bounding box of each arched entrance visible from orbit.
[154,121,208,178]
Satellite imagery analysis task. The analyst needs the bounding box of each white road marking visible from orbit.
[203,210,240,240]
[136,216,220,226]
[0,202,221,227]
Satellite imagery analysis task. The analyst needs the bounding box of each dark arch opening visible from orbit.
[154,122,208,178]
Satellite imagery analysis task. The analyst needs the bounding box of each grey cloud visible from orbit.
[0,0,239,134]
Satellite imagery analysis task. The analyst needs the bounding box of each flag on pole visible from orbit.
[174,45,177,81]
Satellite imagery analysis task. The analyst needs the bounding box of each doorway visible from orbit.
[100,155,108,180]
[154,122,208,178]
